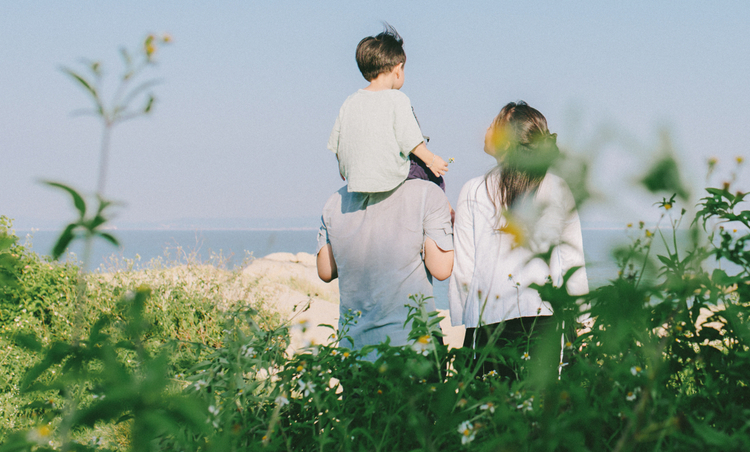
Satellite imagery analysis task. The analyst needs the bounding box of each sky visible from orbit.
[2,1,749,230]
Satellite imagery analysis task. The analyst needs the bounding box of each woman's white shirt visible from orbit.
[448,172,589,328]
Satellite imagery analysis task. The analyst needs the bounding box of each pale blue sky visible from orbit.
[2,1,748,229]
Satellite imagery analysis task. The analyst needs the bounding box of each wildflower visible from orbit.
[26,425,52,444]
[144,34,157,58]
[645,230,653,238]
[664,203,672,210]
[162,33,172,43]
[499,217,525,247]
[457,421,476,445]
[630,366,642,376]
[377,389,383,395]
[737,156,745,165]
[626,391,637,401]
[449,157,455,163]
[412,334,433,356]
[240,344,255,358]
[208,405,220,416]
[517,396,534,412]
[342,351,350,360]
[298,380,315,396]
[627,223,633,228]
[480,402,495,413]
[429,385,437,392]
[564,341,574,350]
[521,352,531,360]
[482,370,498,381]
[295,319,310,332]
[193,379,208,391]
[508,273,513,280]
[330,349,339,356]
[275,395,290,406]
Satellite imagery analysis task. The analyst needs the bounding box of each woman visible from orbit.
[448,101,588,379]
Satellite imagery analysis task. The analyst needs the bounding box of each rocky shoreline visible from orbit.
[244,252,465,353]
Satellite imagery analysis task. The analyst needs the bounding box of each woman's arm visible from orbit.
[424,237,453,281]
[317,243,338,282]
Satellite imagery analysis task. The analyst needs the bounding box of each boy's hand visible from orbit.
[428,155,449,177]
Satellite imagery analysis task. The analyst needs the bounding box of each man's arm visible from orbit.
[424,237,453,281]
[317,243,338,282]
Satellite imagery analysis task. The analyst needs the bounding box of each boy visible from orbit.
[328,24,448,193]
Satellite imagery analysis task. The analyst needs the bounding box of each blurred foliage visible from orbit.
[3,34,749,452]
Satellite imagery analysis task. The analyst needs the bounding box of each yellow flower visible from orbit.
[448,157,455,163]
[417,335,431,344]
[499,217,525,247]
[664,203,672,210]
[737,156,745,165]
[162,33,173,43]
[645,230,653,238]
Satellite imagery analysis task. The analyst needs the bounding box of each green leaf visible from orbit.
[97,232,119,247]
[44,181,86,217]
[60,67,99,100]
[13,333,42,352]
[640,155,689,200]
[144,94,155,113]
[52,223,77,260]
[711,269,734,286]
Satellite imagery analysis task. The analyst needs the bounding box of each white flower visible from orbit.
[480,402,495,413]
[521,352,531,360]
[240,344,256,358]
[457,420,476,444]
[626,388,641,401]
[193,379,208,391]
[275,395,290,406]
[298,380,316,396]
[517,396,534,412]
[208,405,220,416]
[482,370,498,381]
[630,366,642,376]
[412,335,433,356]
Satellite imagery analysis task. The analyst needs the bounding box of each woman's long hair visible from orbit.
[485,101,559,216]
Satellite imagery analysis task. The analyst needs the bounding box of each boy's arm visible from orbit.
[411,142,448,177]
[335,154,345,181]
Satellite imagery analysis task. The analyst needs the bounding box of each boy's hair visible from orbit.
[356,23,406,82]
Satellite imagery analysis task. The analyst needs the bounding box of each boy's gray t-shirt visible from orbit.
[317,180,454,352]
[328,89,425,193]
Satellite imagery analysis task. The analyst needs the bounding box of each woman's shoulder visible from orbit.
[461,175,487,193]
[538,172,577,209]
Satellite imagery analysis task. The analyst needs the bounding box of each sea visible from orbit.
[13,228,692,310]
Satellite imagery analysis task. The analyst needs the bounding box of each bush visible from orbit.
[3,183,750,451]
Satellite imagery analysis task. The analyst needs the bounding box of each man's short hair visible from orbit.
[355,23,406,82]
